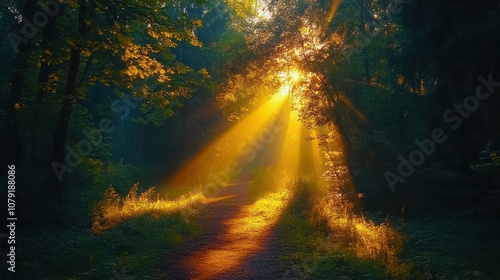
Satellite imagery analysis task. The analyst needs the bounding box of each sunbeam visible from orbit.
[165,93,289,192]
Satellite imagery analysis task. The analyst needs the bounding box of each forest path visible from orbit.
[159,172,302,279]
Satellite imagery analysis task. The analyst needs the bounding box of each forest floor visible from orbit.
[159,173,303,279]
[4,167,499,279]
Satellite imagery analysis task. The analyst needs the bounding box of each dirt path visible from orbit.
[159,174,302,279]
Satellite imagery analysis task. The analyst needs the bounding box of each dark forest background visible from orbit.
[1,0,500,278]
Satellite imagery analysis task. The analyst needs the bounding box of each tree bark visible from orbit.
[31,4,62,161]
[359,0,370,82]
[51,0,87,223]
[4,0,37,165]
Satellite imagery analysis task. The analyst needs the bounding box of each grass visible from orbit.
[12,214,198,279]
[399,214,500,280]
[277,178,409,279]
[92,183,205,231]
[310,189,404,271]
[5,182,205,280]
[7,161,498,279]
[277,176,500,280]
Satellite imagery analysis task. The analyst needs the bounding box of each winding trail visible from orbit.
[160,173,302,279]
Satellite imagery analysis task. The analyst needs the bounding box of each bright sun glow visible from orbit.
[289,69,302,83]
[255,0,272,21]
[278,69,303,85]
[277,85,291,97]
[276,68,304,98]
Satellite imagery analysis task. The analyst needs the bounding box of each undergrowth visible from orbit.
[7,178,204,279]
[92,183,204,231]
[12,214,198,279]
[278,177,499,280]
[279,178,405,279]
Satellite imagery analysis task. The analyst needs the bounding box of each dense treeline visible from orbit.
[1,0,500,279]
[1,0,499,226]
[233,0,500,215]
[0,0,241,226]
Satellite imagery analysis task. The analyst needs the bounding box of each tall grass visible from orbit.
[92,183,204,231]
[277,174,408,278]
[311,192,403,269]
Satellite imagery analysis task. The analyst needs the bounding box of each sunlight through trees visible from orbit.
[3,0,499,278]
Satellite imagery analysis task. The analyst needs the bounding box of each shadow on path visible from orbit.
[160,173,300,279]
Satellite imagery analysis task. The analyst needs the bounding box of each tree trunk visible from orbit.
[51,0,87,223]
[4,0,37,165]
[31,4,62,161]
[359,0,370,82]
[362,48,370,81]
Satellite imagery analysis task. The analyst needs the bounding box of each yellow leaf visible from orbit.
[192,19,203,27]
[199,68,210,78]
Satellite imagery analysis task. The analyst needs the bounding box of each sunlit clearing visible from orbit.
[277,68,305,174]
[92,183,204,232]
[167,93,288,189]
[187,175,296,279]
[275,67,317,112]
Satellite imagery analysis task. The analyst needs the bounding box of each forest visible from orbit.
[1,0,499,279]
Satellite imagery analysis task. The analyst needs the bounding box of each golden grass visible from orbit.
[92,183,204,232]
[311,191,404,271]
[247,183,296,223]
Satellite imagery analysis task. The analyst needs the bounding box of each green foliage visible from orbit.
[400,216,500,279]
[1,0,500,278]
[14,215,198,279]
[471,152,500,175]
[65,159,149,226]
[278,179,401,279]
